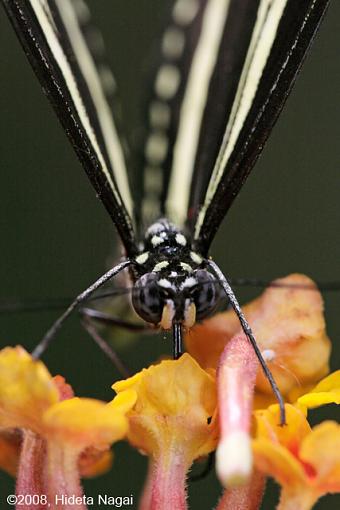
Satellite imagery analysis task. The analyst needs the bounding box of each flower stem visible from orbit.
[140,449,189,510]
[16,430,47,509]
[47,442,86,510]
[216,470,266,510]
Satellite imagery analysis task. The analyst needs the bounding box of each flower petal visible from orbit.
[186,274,331,396]
[254,407,340,506]
[299,421,340,493]
[255,404,311,449]
[0,346,59,432]
[253,439,306,489]
[114,355,217,510]
[297,370,340,409]
[43,398,128,449]
[108,388,137,413]
[113,353,217,458]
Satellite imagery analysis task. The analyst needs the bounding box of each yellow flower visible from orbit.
[0,346,134,508]
[186,274,331,398]
[112,353,217,510]
[297,370,340,411]
[43,397,129,448]
[253,404,340,510]
[0,346,59,431]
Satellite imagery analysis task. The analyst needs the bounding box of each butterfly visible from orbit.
[1,0,335,424]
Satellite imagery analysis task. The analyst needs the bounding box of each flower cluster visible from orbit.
[0,347,135,509]
[0,274,339,509]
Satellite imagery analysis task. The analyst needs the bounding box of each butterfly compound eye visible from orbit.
[191,270,220,320]
[132,273,164,324]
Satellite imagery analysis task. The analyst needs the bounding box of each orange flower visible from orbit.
[186,274,331,398]
[253,404,340,510]
[215,368,340,509]
[112,353,217,510]
[186,273,336,508]
[0,346,134,510]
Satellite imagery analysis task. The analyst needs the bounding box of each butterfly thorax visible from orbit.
[131,219,219,329]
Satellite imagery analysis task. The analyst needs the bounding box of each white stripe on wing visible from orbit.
[31,0,134,217]
[165,0,231,226]
[194,0,288,239]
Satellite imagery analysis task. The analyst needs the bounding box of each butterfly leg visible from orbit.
[81,318,130,378]
[79,307,153,332]
[207,260,286,426]
[31,259,131,359]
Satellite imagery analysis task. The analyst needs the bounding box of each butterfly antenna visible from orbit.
[31,260,131,359]
[207,260,286,426]
[229,277,340,293]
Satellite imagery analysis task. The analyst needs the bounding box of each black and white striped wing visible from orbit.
[140,0,329,254]
[2,0,138,256]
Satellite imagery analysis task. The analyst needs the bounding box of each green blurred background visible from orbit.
[0,1,339,508]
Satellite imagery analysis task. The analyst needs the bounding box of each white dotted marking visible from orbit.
[180,262,193,273]
[162,27,185,59]
[170,271,178,277]
[146,222,166,236]
[153,261,169,272]
[173,0,199,26]
[135,252,149,265]
[149,100,171,129]
[155,64,181,100]
[190,251,203,264]
[158,278,175,290]
[145,132,169,165]
[180,276,198,289]
[151,235,165,247]
[175,233,187,246]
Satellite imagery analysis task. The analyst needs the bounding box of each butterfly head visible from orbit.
[132,220,220,329]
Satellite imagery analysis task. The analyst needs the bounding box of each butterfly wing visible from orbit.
[139,0,329,254]
[2,0,138,256]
